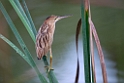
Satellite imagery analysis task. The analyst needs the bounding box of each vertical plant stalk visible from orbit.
[81,0,107,83]
[42,56,59,83]
[89,19,108,83]
[90,21,96,83]
[81,0,91,82]
[88,1,96,83]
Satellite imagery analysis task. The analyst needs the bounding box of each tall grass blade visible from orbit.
[75,18,81,83]
[89,19,108,83]
[81,0,91,82]
[14,0,31,28]
[0,2,48,83]
[9,0,35,43]
[22,0,37,36]
[88,2,96,83]
[90,25,96,83]
[0,34,32,66]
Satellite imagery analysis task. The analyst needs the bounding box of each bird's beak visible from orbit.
[56,15,72,22]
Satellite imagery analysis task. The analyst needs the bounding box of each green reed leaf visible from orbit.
[80,0,91,82]
[0,2,48,83]
[0,34,32,66]
[9,0,35,43]
[22,0,37,36]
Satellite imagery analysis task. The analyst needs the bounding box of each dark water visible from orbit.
[0,0,124,83]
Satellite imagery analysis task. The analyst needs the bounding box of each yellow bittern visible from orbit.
[36,15,70,71]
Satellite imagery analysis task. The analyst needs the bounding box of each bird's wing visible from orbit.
[36,31,50,59]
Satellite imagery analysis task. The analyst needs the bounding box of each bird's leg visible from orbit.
[47,48,54,72]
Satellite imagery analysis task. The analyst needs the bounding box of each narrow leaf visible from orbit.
[89,18,108,83]
[75,18,81,83]
[0,34,32,66]
[14,0,31,28]
[0,2,48,83]
[88,2,96,83]
[22,0,37,36]
[90,23,96,83]
[81,0,91,82]
[9,0,35,43]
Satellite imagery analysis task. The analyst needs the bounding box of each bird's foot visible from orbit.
[44,65,54,72]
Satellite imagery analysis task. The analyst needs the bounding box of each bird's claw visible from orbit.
[48,67,54,72]
[44,66,54,72]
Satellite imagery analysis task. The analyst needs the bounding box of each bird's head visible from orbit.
[45,15,71,23]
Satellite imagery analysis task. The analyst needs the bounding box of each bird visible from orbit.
[36,15,71,71]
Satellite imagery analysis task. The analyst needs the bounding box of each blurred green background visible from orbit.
[0,0,124,83]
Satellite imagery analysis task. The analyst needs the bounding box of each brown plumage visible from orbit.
[36,15,71,60]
